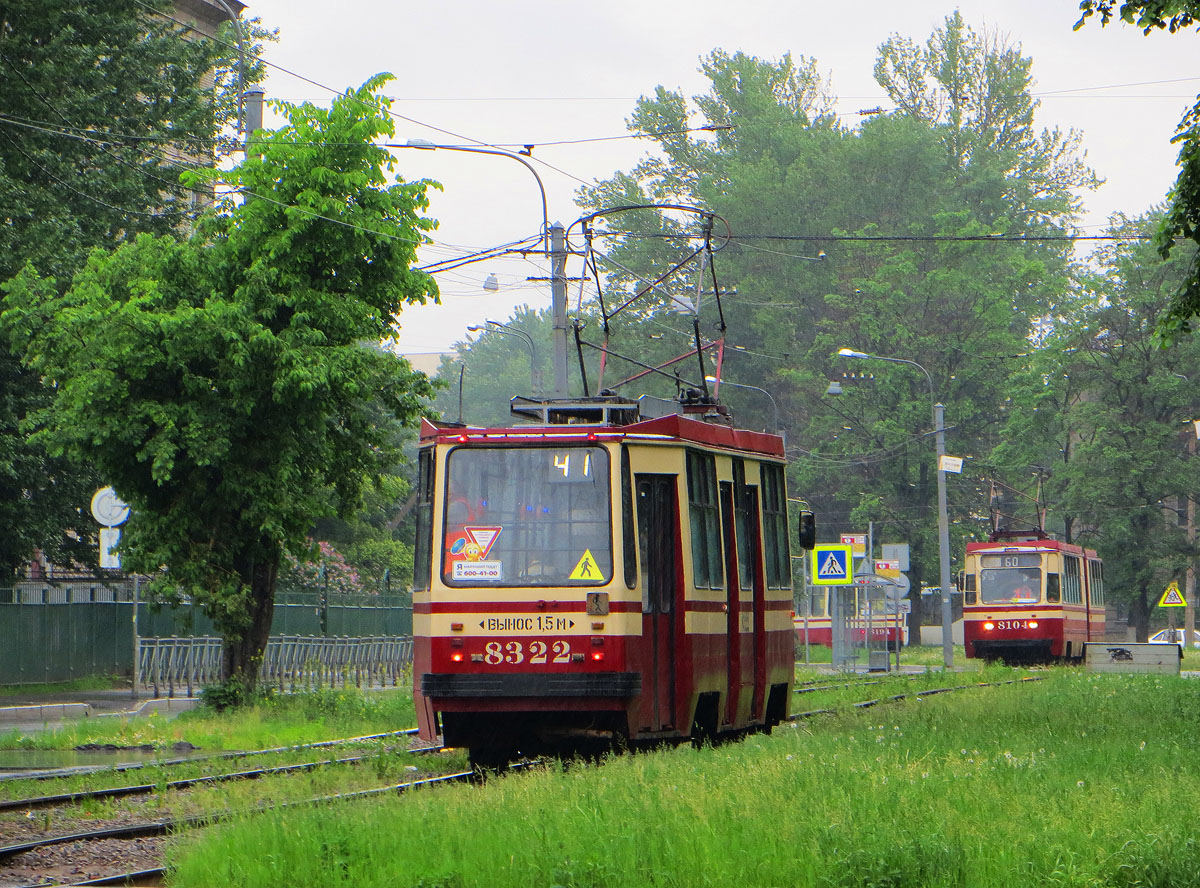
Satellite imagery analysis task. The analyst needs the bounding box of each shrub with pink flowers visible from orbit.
[281,540,368,596]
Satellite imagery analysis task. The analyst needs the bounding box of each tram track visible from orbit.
[1,766,502,888]
[0,729,422,786]
[2,677,1043,887]
[0,731,450,888]
[788,675,1045,719]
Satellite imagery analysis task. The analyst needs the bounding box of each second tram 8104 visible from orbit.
[962,533,1105,663]
[412,396,814,766]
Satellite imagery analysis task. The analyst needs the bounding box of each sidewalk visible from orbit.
[0,688,200,733]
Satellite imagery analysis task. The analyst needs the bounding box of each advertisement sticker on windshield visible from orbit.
[448,526,503,562]
[452,560,503,581]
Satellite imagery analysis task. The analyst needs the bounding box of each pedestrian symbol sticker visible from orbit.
[1159,581,1187,608]
[569,550,601,581]
[819,552,846,577]
[811,545,853,586]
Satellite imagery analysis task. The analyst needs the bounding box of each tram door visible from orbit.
[637,475,678,731]
[741,485,767,721]
[719,483,746,726]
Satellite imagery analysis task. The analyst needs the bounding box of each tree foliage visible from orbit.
[568,19,1090,598]
[1075,1,1200,335]
[2,75,438,688]
[0,0,268,582]
[995,213,1199,636]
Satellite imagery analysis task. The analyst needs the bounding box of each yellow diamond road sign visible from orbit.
[1159,581,1187,608]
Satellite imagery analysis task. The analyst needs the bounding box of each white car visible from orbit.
[1149,628,1200,649]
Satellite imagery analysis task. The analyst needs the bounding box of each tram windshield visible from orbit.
[979,563,1042,603]
[442,446,612,586]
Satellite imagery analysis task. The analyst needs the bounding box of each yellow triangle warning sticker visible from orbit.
[1159,581,1187,608]
[569,549,601,581]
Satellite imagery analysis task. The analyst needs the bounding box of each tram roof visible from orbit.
[419,414,785,459]
[965,537,1098,559]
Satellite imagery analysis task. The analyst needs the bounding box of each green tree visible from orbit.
[574,22,1090,601]
[996,213,1199,638]
[2,75,438,693]
[1075,1,1200,335]
[0,1,267,581]
[431,307,553,427]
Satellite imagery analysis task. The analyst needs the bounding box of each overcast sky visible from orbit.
[245,1,1199,355]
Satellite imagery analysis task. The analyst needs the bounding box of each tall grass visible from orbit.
[0,686,416,750]
[170,671,1200,888]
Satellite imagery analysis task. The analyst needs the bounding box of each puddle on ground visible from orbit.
[0,744,211,776]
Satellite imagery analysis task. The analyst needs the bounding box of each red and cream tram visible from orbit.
[793,587,909,650]
[412,396,813,766]
[962,533,1105,663]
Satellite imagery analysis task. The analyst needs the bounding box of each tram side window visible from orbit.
[1089,560,1105,607]
[622,448,637,590]
[808,587,827,617]
[1064,556,1082,604]
[412,449,435,592]
[686,451,724,589]
[961,571,977,605]
[1046,573,1061,602]
[760,463,790,590]
[732,460,754,591]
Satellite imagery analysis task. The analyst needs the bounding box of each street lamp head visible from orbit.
[485,319,501,326]
[837,348,871,359]
[704,375,718,383]
[405,139,437,149]
[466,325,484,333]
[483,273,499,292]
[825,381,843,396]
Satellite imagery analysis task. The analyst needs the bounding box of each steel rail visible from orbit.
[788,675,1045,720]
[0,763,524,864]
[0,729,420,784]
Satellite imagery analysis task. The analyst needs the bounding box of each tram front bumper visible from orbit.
[421,672,641,697]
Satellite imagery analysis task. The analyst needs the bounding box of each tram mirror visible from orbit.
[796,511,816,550]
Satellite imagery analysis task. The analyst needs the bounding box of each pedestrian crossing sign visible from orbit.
[1158,581,1187,608]
[811,545,853,586]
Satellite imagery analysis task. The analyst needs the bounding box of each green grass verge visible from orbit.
[169,670,1200,888]
[0,685,417,751]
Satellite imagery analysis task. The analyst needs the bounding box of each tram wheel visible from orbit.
[468,746,516,772]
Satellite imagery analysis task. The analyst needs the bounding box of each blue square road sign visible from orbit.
[811,544,852,586]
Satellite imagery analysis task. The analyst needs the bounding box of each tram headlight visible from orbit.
[451,652,464,662]
[1029,621,1038,629]
[984,622,995,631]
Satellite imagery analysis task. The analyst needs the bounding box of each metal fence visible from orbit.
[137,635,414,698]
[0,579,413,686]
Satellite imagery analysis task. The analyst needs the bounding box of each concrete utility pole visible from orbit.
[1186,425,1197,643]
[935,402,953,669]
[550,223,569,398]
[837,348,955,669]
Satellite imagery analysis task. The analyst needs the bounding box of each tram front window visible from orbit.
[978,554,1042,604]
[979,568,1042,603]
[442,446,612,586]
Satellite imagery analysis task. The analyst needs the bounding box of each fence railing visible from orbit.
[137,635,414,698]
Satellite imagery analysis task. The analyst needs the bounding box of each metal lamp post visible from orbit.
[837,348,954,669]
[468,320,540,393]
[705,375,781,434]
[395,140,569,397]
